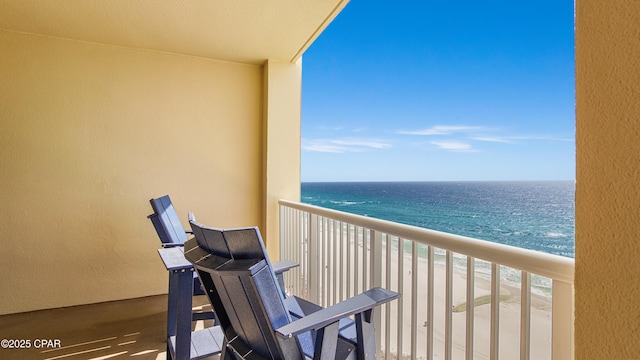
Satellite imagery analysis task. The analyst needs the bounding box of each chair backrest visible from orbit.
[148,195,189,245]
[185,220,303,359]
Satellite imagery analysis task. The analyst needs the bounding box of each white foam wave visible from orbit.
[544,232,568,238]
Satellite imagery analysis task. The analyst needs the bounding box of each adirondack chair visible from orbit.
[185,218,400,360]
[148,195,298,295]
[148,195,206,296]
[149,194,191,246]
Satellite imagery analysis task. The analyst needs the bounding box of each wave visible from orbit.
[302,181,575,258]
[544,232,569,238]
[329,200,364,206]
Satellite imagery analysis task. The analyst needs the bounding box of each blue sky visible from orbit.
[300,1,575,182]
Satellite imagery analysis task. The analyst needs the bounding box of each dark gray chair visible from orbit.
[149,194,190,246]
[185,218,400,360]
[148,195,298,295]
[149,196,221,360]
[148,195,205,296]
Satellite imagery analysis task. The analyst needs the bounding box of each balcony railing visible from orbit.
[279,199,574,360]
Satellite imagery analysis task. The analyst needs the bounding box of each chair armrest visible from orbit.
[275,287,399,338]
[157,247,192,271]
[161,243,185,248]
[272,259,299,275]
[273,260,299,298]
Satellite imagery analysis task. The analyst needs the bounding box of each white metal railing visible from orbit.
[279,199,574,360]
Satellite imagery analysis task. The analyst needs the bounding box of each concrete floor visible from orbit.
[0,295,217,360]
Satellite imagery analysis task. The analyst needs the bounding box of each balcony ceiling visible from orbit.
[0,0,348,64]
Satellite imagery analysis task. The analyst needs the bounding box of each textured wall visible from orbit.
[262,59,303,261]
[575,1,640,358]
[0,30,264,314]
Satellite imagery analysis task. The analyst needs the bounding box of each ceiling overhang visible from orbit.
[0,0,349,64]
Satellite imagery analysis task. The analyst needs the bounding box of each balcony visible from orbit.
[0,1,638,358]
[279,200,574,360]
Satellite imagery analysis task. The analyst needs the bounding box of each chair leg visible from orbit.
[220,341,243,360]
[314,321,340,360]
[193,276,206,296]
[355,311,376,360]
[166,271,179,360]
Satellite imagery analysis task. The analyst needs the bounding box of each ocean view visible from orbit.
[301,181,575,258]
[295,181,574,357]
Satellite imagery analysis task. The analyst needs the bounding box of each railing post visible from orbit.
[280,204,290,294]
[426,245,434,360]
[466,257,475,360]
[411,242,418,360]
[332,220,338,305]
[279,204,285,269]
[445,251,453,360]
[370,230,383,359]
[520,272,531,360]
[362,228,369,293]
[338,221,344,302]
[322,216,328,306]
[490,263,500,360]
[295,208,302,295]
[552,280,574,360]
[397,238,405,358]
[385,235,392,360]
[308,213,319,304]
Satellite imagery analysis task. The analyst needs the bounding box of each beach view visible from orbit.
[298,1,574,357]
[288,181,573,358]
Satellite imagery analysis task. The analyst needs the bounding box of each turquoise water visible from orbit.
[301,181,575,258]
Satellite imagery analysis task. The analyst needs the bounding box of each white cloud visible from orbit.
[470,136,515,144]
[316,126,369,133]
[318,126,345,131]
[398,125,483,136]
[302,142,348,153]
[471,135,574,143]
[509,135,574,142]
[399,124,573,145]
[431,141,478,152]
[302,138,392,153]
[331,139,391,149]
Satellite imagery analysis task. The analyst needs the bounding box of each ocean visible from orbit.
[301,181,575,259]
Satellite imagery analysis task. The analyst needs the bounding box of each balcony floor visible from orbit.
[0,295,218,360]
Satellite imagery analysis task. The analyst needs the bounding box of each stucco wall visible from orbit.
[575,1,640,358]
[262,60,303,261]
[0,30,265,314]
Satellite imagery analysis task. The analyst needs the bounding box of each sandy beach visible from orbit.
[378,253,552,359]
[195,244,553,359]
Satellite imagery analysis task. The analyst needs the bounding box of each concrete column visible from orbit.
[262,59,302,261]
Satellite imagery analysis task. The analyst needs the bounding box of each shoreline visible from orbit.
[381,253,552,359]
[424,250,554,302]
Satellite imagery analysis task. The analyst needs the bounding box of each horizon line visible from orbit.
[300,179,576,183]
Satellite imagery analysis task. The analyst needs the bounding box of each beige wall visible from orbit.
[575,1,640,358]
[262,60,302,261]
[0,30,281,314]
